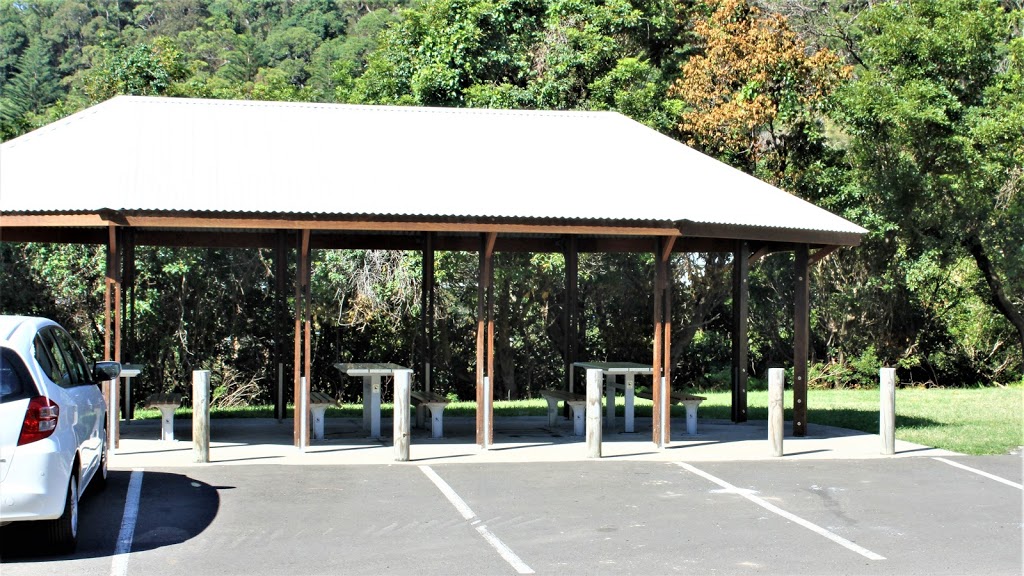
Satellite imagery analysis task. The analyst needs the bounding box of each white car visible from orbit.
[0,315,120,553]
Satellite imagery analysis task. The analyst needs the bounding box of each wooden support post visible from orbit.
[486,239,495,447]
[122,228,136,420]
[303,232,312,441]
[476,243,485,444]
[732,241,750,423]
[563,236,579,395]
[277,363,284,424]
[652,236,675,447]
[880,367,896,455]
[476,233,496,447]
[293,233,302,445]
[274,230,288,421]
[586,368,602,458]
[104,225,123,447]
[193,370,211,463]
[104,227,113,362]
[793,244,809,437]
[652,248,664,446]
[394,369,412,461]
[422,232,435,393]
[294,230,312,448]
[768,368,784,457]
[112,227,122,368]
[662,238,673,443]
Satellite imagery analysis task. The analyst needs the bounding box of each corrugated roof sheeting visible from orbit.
[0,96,865,237]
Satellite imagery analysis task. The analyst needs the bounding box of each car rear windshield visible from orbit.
[1,347,37,403]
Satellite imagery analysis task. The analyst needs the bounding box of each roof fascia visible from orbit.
[677,221,863,247]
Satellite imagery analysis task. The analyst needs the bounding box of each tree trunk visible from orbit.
[965,234,1024,354]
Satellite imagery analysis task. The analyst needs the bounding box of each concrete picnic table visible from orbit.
[333,363,410,439]
[120,364,143,422]
[110,363,143,448]
[573,361,652,434]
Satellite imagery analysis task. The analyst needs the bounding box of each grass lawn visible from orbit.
[131,385,1022,455]
[700,386,1024,456]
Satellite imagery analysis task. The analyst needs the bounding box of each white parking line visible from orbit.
[110,468,144,576]
[932,457,1023,490]
[419,466,534,574]
[675,462,885,561]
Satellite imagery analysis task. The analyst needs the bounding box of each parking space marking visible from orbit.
[111,468,144,576]
[674,462,886,561]
[419,466,534,574]
[932,457,1023,490]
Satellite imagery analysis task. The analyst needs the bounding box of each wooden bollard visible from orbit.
[880,367,896,455]
[193,370,210,463]
[768,368,784,457]
[394,369,412,461]
[586,368,602,458]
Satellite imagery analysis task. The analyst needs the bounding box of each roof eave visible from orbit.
[677,221,864,247]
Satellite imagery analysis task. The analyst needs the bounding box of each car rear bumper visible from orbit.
[0,440,72,522]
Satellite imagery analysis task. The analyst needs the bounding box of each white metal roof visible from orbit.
[0,96,865,238]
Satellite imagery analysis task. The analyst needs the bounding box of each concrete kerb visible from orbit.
[109,415,960,468]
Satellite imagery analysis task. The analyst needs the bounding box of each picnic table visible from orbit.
[573,361,652,433]
[334,363,409,439]
[120,364,143,422]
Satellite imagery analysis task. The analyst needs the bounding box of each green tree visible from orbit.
[836,0,1023,379]
[352,0,547,107]
[81,37,189,102]
[0,1,29,85]
[1,37,60,139]
[352,0,688,130]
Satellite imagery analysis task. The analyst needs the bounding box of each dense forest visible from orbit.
[1,0,1021,407]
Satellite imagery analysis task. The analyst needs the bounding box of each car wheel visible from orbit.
[47,474,79,554]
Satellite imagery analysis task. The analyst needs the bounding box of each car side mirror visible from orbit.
[93,361,122,382]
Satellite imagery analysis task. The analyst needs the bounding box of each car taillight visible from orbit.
[18,396,60,446]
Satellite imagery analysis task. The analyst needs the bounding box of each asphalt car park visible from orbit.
[1,455,1020,575]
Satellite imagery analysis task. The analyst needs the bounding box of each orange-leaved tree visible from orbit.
[669,0,850,186]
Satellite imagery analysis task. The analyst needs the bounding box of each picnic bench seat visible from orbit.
[309,391,338,440]
[145,393,183,441]
[410,390,450,438]
[539,389,587,436]
[634,389,707,435]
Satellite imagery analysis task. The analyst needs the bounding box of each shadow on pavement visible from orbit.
[0,469,221,561]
